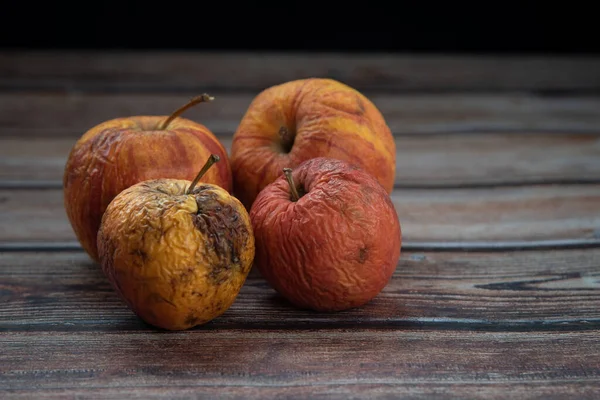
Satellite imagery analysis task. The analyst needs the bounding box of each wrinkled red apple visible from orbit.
[63,94,232,262]
[249,157,402,312]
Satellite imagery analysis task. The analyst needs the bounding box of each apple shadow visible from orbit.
[253,290,413,330]
[48,255,155,332]
[55,250,415,335]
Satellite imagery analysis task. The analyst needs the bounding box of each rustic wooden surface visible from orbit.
[1,51,599,399]
[4,93,600,137]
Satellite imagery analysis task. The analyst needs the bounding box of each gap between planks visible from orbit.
[2,239,600,253]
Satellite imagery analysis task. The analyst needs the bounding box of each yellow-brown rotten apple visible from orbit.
[64,95,232,262]
[97,155,254,331]
[231,78,395,209]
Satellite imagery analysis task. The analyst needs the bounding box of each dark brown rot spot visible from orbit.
[177,267,195,286]
[215,301,225,312]
[191,187,250,284]
[195,184,211,191]
[131,249,149,262]
[359,247,368,264]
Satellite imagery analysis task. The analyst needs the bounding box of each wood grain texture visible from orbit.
[1,250,599,397]
[2,93,600,137]
[1,330,599,399]
[1,185,599,244]
[2,133,599,186]
[1,250,599,332]
[1,51,600,92]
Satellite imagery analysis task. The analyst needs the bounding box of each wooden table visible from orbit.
[1,52,600,399]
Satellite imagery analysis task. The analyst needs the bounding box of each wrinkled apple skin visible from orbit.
[97,179,254,331]
[64,116,232,262]
[231,78,396,210]
[249,157,401,312]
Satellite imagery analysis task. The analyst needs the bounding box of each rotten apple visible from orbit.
[249,157,402,312]
[64,94,232,262]
[231,78,396,210]
[97,155,254,331]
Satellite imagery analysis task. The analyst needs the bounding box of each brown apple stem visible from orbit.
[158,94,215,130]
[186,154,220,194]
[283,168,300,202]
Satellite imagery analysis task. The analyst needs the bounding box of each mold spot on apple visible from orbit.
[131,248,149,263]
[191,185,251,284]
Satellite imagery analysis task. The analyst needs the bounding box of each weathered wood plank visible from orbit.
[2,93,600,137]
[1,250,599,332]
[1,330,599,399]
[2,133,599,186]
[1,185,599,244]
[1,51,600,92]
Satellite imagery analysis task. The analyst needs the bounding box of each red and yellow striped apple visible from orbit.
[230,78,395,210]
[63,95,232,262]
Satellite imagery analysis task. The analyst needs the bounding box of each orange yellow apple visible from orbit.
[97,155,255,330]
[230,78,395,209]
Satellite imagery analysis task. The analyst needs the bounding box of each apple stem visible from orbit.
[283,168,300,202]
[186,154,220,194]
[158,94,215,130]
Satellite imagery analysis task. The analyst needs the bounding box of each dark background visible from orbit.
[1,2,598,53]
